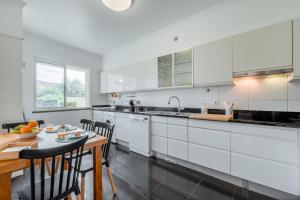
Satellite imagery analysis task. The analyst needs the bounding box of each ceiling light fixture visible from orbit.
[101,0,132,12]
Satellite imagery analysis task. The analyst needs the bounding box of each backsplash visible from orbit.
[109,75,300,112]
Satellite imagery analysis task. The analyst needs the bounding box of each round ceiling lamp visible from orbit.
[101,0,132,12]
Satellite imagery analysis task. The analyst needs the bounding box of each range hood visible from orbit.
[233,67,293,78]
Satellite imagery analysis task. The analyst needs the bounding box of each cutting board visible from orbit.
[189,114,233,122]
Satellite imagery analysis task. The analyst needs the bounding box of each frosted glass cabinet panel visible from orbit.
[158,54,173,88]
[174,49,193,87]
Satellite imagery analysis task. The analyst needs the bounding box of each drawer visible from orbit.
[188,127,230,150]
[167,117,188,126]
[168,125,188,141]
[189,143,230,174]
[168,139,188,161]
[151,116,168,123]
[151,122,167,137]
[115,112,130,118]
[152,136,167,154]
[116,127,129,142]
[188,119,230,131]
[231,153,298,195]
[116,117,129,129]
[231,123,297,140]
[231,133,297,165]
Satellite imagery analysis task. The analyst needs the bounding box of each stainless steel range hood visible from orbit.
[233,67,293,78]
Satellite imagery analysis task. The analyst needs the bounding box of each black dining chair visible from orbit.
[2,120,45,132]
[80,119,94,131]
[74,121,116,199]
[18,135,88,200]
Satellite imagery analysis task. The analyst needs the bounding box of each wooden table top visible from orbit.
[0,130,107,174]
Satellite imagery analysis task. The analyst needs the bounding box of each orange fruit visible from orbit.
[28,120,38,128]
[20,126,32,134]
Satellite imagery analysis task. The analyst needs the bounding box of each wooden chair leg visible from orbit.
[46,160,51,175]
[76,194,81,200]
[107,167,117,195]
[81,175,85,200]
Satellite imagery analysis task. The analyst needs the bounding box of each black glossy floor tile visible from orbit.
[12,143,300,200]
[233,188,277,200]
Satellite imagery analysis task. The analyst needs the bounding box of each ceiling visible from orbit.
[23,0,227,55]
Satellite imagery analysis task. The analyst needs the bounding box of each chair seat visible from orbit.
[18,172,76,200]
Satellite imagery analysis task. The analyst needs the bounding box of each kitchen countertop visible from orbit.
[92,106,300,129]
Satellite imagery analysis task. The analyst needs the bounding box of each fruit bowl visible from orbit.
[17,131,40,139]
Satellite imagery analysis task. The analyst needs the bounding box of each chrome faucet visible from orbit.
[168,96,181,113]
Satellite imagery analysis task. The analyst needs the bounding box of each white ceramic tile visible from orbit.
[219,78,249,101]
[249,100,287,112]
[288,81,300,100]
[287,100,300,112]
[249,76,288,101]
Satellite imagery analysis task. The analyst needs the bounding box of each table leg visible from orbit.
[0,172,12,200]
[93,146,103,200]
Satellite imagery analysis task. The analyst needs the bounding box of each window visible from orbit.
[35,62,89,110]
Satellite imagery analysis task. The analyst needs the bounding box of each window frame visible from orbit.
[34,60,90,111]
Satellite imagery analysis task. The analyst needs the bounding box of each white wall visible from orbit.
[103,0,300,70]
[0,0,24,132]
[23,32,107,127]
[0,0,24,39]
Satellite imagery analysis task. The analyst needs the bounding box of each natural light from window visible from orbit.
[36,62,89,110]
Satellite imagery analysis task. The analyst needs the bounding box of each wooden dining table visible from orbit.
[0,129,107,200]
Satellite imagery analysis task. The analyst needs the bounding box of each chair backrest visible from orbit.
[93,121,114,162]
[19,135,88,200]
[2,120,45,132]
[80,119,94,131]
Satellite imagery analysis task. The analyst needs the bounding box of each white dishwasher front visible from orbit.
[129,114,151,157]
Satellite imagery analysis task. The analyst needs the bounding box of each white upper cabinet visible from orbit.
[174,49,193,87]
[293,18,300,79]
[194,38,233,86]
[100,58,158,93]
[233,20,293,73]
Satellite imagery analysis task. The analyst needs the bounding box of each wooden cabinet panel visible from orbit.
[116,127,129,142]
[194,38,233,85]
[168,139,188,160]
[189,143,230,174]
[231,133,297,165]
[152,136,167,154]
[188,119,230,131]
[233,21,292,73]
[231,153,298,195]
[167,125,188,141]
[293,18,300,79]
[151,122,167,137]
[188,127,230,150]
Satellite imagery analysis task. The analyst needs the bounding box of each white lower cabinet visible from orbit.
[151,122,167,137]
[231,153,298,195]
[152,136,167,154]
[188,127,230,150]
[167,124,188,141]
[167,139,188,161]
[189,143,230,174]
[116,127,129,142]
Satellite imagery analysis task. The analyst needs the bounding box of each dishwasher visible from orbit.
[128,114,151,157]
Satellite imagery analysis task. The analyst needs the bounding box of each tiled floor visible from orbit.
[12,144,291,200]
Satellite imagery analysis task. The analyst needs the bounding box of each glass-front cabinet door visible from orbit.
[174,49,193,87]
[158,54,173,88]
